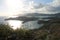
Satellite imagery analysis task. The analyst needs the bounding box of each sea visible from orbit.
[0,16,50,30]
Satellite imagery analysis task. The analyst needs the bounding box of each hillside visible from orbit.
[31,19,60,40]
[0,14,60,40]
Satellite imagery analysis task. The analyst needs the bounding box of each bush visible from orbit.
[0,24,13,40]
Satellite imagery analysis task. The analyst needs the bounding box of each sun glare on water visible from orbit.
[7,20,23,30]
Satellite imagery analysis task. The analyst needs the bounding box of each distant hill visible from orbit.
[5,13,60,23]
[5,16,39,23]
[19,13,55,17]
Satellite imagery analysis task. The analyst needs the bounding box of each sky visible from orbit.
[0,0,60,16]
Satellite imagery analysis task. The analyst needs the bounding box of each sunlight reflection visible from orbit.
[7,20,23,30]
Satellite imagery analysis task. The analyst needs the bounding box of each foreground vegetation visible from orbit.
[0,19,60,40]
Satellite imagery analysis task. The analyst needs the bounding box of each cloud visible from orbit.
[24,0,60,14]
[37,0,60,13]
[18,1,44,13]
[20,0,60,14]
[51,0,60,6]
[0,0,60,16]
[0,0,27,16]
